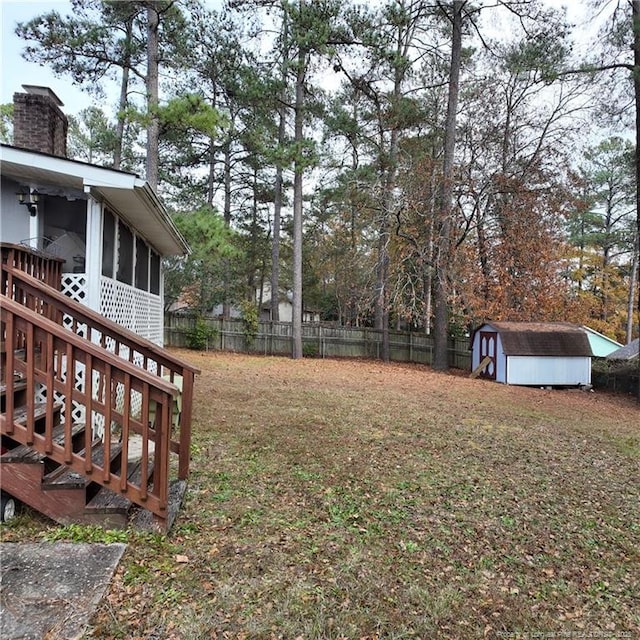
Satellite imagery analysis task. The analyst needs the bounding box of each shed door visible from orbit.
[479,331,497,380]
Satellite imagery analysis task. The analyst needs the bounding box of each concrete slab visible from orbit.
[0,542,126,640]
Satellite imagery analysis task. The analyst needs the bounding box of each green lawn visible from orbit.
[4,351,639,639]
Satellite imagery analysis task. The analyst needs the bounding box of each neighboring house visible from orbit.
[258,283,321,323]
[606,338,639,361]
[470,321,593,386]
[169,289,321,323]
[582,327,623,358]
[1,85,189,344]
[258,296,320,323]
[210,303,243,319]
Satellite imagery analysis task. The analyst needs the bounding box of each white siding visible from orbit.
[506,356,591,386]
[1,178,31,243]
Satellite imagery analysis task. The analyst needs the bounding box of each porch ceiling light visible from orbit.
[16,188,39,216]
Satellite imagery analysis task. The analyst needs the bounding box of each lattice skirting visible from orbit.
[35,355,87,429]
[100,277,163,345]
[61,274,88,303]
[49,274,162,437]
[35,357,147,440]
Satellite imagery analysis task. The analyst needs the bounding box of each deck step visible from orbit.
[6,401,63,427]
[42,440,123,490]
[42,438,102,489]
[0,376,28,396]
[0,423,87,463]
[85,457,155,514]
[0,375,28,412]
[9,402,46,425]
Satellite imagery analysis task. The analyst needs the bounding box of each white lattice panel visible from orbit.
[61,274,89,338]
[100,277,163,345]
[35,355,87,426]
[61,274,87,303]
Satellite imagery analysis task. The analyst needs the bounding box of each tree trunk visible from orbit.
[207,89,218,206]
[291,46,306,359]
[146,3,160,191]
[633,0,640,400]
[376,45,403,361]
[247,166,259,297]
[223,138,232,319]
[113,18,133,170]
[626,233,639,344]
[374,222,390,358]
[374,121,387,334]
[271,97,286,323]
[433,0,464,371]
[380,126,400,362]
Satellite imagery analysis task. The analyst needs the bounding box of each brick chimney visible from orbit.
[13,85,68,158]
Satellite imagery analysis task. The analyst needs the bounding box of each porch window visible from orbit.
[135,236,149,290]
[150,251,160,295]
[102,208,116,277]
[117,221,133,285]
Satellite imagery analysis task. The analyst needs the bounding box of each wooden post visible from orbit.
[178,371,193,480]
[470,355,492,379]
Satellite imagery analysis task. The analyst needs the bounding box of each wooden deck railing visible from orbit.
[1,296,178,518]
[2,263,200,480]
[1,242,64,291]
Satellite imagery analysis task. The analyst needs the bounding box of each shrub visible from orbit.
[240,301,259,349]
[186,316,217,350]
[303,342,319,358]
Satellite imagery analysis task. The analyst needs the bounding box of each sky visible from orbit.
[1,0,590,117]
[0,0,221,112]
[1,1,93,111]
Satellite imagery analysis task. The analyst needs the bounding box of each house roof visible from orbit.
[606,338,639,361]
[0,144,188,257]
[478,321,593,357]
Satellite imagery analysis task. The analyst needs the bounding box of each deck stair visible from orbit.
[0,379,152,527]
[0,344,166,528]
[1,244,199,531]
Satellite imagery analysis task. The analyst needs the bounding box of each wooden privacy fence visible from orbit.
[165,315,472,370]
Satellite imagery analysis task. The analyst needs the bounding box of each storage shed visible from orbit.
[470,322,593,386]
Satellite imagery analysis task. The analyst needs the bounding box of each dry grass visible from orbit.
[5,351,639,639]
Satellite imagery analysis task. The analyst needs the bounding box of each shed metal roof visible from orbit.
[480,322,593,357]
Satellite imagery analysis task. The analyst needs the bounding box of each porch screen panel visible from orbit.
[117,221,133,285]
[150,251,160,295]
[135,237,149,291]
[102,208,115,277]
